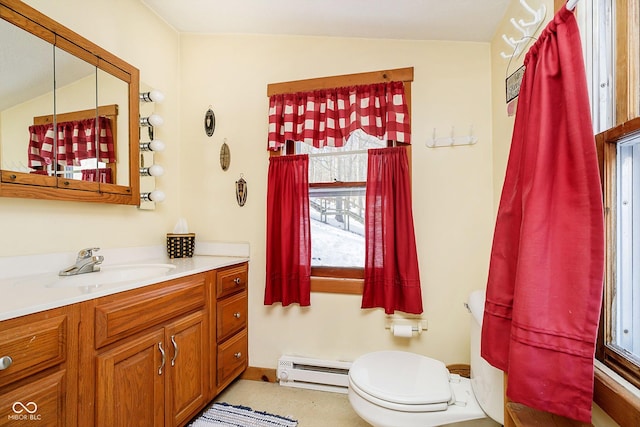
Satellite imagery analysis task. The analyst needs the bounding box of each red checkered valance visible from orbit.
[267,81,410,151]
[28,116,115,168]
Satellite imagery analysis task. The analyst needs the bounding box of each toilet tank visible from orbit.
[467,290,504,425]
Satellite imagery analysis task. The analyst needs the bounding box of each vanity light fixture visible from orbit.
[139,140,166,152]
[140,113,164,127]
[140,164,164,177]
[139,89,165,103]
[141,190,166,203]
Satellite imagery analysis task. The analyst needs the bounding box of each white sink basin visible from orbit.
[44,263,177,289]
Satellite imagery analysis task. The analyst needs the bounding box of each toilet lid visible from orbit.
[349,351,452,406]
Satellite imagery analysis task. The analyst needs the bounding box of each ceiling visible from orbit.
[140,0,511,42]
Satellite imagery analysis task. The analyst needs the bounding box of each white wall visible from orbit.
[179,34,495,368]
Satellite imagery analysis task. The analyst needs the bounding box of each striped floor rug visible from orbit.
[189,402,298,427]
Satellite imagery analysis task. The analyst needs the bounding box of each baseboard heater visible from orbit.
[277,355,352,394]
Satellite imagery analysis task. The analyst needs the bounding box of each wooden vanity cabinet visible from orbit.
[75,262,248,427]
[214,263,248,393]
[0,261,248,427]
[0,305,80,427]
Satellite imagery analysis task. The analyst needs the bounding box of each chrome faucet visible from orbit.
[59,247,104,276]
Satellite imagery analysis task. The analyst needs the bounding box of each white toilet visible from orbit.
[348,290,503,427]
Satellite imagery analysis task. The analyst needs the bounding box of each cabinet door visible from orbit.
[165,311,207,427]
[0,371,65,427]
[96,329,165,427]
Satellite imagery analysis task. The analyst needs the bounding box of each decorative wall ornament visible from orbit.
[220,139,230,171]
[205,107,215,137]
[236,174,247,207]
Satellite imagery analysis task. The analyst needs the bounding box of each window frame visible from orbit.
[595,117,640,427]
[596,117,640,385]
[266,67,414,295]
[569,0,640,422]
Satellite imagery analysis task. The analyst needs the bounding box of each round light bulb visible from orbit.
[147,164,164,177]
[148,90,165,103]
[147,114,164,127]
[149,190,165,202]
[148,139,166,152]
[140,90,165,103]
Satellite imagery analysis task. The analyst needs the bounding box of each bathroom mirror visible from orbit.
[0,0,140,205]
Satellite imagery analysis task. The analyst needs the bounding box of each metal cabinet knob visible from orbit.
[0,356,13,370]
[233,312,241,319]
[234,352,242,359]
[234,277,241,285]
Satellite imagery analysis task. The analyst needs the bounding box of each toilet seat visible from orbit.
[348,351,453,412]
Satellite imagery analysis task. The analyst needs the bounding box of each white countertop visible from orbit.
[0,242,250,322]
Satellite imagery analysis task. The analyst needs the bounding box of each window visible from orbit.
[582,0,640,423]
[267,67,414,294]
[576,0,615,132]
[297,130,386,273]
[613,135,640,364]
[598,122,640,389]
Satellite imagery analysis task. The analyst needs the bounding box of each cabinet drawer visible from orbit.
[0,370,66,427]
[216,263,247,298]
[217,291,247,342]
[0,315,66,388]
[217,329,247,390]
[95,274,205,348]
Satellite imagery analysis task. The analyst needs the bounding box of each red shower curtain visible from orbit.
[362,147,422,314]
[264,154,312,307]
[481,6,604,423]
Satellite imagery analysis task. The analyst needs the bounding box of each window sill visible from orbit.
[310,276,363,295]
[593,360,640,426]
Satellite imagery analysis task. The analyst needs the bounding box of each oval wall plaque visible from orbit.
[220,141,230,171]
[236,175,247,207]
[205,108,215,137]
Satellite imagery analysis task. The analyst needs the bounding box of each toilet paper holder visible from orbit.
[385,319,428,336]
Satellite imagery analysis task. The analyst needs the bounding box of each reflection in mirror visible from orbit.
[98,69,129,187]
[0,16,54,177]
[35,46,98,182]
[0,0,140,205]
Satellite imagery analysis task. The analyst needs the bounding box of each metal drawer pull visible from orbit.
[233,312,241,319]
[234,277,241,285]
[234,352,242,359]
[158,342,166,375]
[170,335,178,366]
[0,356,13,370]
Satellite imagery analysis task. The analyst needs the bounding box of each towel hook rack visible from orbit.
[426,125,478,148]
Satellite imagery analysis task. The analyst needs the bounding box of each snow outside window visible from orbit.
[296,130,386,268]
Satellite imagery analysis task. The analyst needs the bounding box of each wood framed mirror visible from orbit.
[0,0,140,205]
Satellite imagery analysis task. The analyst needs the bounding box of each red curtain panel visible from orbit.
[481,6,605,423]
[264,154,312,307]
[362,146,423,315]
